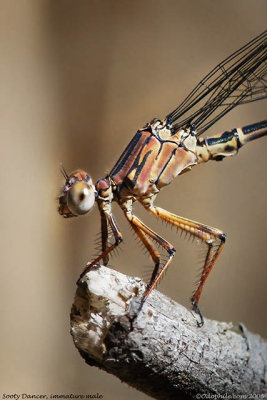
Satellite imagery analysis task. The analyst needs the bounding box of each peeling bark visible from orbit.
[70,265,267,399]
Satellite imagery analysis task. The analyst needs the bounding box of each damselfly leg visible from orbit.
[78,202,123,282]
[123,204,176,310]
[139,200,225,326]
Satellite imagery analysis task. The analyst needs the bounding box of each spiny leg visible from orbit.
[123,210,176,308]
[129,221,161,270]
[100,210,109,265]
[143,203,225,326]
[78,212,122,282]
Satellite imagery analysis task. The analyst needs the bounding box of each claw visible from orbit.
[191,300,204,327]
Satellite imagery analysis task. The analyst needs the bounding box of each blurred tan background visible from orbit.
[0,0,266,398]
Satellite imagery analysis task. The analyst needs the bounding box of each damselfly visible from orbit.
[58,31,267,325]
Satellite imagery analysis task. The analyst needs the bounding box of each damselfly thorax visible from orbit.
[109,120,197,198]
[58,31,267,326]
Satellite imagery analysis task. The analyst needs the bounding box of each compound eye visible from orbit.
[67,181,95,215]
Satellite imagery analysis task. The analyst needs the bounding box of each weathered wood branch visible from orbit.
[70,265,267,399]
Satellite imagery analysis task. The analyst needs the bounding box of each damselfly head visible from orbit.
[58,169,96,218]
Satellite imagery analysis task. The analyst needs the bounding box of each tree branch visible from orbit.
[70,265,267,399]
